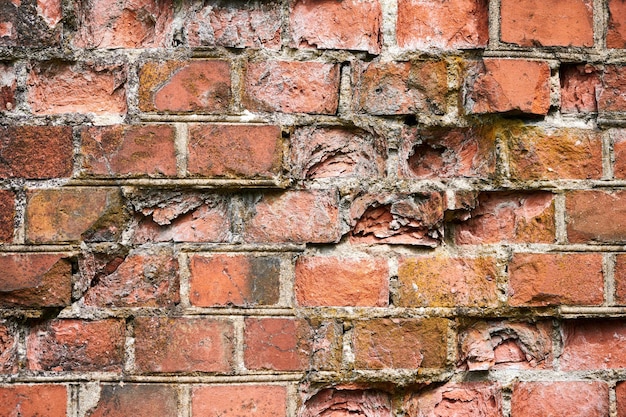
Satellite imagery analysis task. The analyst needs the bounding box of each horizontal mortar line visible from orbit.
[294,307,560,319]
[486,369,626,381]
[0,245,79,253]
[63,178,287,188]
[180,307,297,316]
[480,48,622,61]
[452,244,626,253]
[598,118,626,127]
[1,374,304,384]
[559,306,626,317]
[139,114,272,124]
[0,243,306,254]
[179,243,306,253]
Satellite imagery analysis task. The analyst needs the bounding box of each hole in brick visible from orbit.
[404,114,417,126]
[407,143,447,177]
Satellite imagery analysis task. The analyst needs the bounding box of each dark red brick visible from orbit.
[566,190,626,243]
[598,65,626,113]
[0,320,17,373]
[0,63,15,111]
[0,190,13,243]
[85,384,178,417]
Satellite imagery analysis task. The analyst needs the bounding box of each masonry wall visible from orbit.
[1,0,626,415]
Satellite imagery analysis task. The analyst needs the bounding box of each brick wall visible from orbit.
[1,0,626,415]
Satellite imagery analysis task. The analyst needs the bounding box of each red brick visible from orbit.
[405,383,501,417]
[608,0,626,48]
[186,1,281,49]
[566,190,626,243]
[243,190,340,244]
[0,385,66,417]
[0,253,72,308]
[244,318,310,371]
[26,187,126,243]
[560,64,601,113]
[353,60,448,115]
[188,124,282,178]
[0,126,72,179]
[615,255,626,304]
[465,59,551,115]
[0,320,17,373]
[83,248,179,308]
[291,126,386,179]
[613,130,626,178]
[0,63,15,111]
[80,124,177,177]
[399,126,496,179]
[352,318,449,369]
[134,316,234,373]
[454,192,556,244]
[309,320,343,371]
[244,61,340,114]
[73,0,174,48]
[617,382,626,417]
[139,60,231,113]
[302,389,391,417]
[295,256,389,307]
[28,61,127,115]
[350,192,444,246]
[27,319,125,372]
[0,0,62,46]
[561,320,626,370]
[133,197,231,243]
[501,0,593,47]
[511,382,608,417]
[458,321,553,371]
[505,126,603,180]
[397,256,499,308]
[290,0,381,54]
[189,254,280,307]
[0,190,13,242]
[508,253,604,306]
[85,384,178,417]
[397,0,488,50]
[192,385,286,417]
[599,65,626,113]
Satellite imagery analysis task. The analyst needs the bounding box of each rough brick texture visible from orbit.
[6,0,626,414]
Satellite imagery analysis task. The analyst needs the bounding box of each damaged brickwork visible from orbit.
[1,0,626,416]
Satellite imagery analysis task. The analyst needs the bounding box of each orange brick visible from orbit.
[244,318,310,371]
[406,383,502,417]
[560,64,601,113]
[608,0,626,48]
[566,190,626,243]
[192,385,286,417]
[511,382,608,417]
[0,190,13,242]
[561,320,626,370]
[0,385,67,417]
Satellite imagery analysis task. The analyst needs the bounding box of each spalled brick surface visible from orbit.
[566,190,626,243]
[0,385,67,417]
[85,384,179,417]
[0,0,62,46]
[0,63,16,111]
[405,383,502,417]
[560,64,601,113]
[192,385,287,417]
[302,389,391,417]
[511,381,609,417]
[500,0,594,47]
[613,129,626,178]
[244,318,311,371]
[0,320,17,373]
[598,65,626,113]
[608,0,626,49]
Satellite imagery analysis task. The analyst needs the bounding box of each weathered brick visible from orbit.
[598,65,626,113]
[0,126,73,179]
[73,0,174,48]
[561,320,626,370]
[134,317,234,373]
[139,60,231,113]
[458,320,553,371]
[80,125,177,177]
[0,190,14,242]
[501,0,593,47]
[27,319,125,372]
[511,382,608,417]
[244,61,340,114]
[405,383,501,417]
[566,190,626,243]
[188,124,282,178]
[0,0,62,46]
[0,253,72,308]
[189,254,280,307]
[454,192,556,244]
[396,0,488,50]
[353,60,448,115]
[28,61,127,115]
[560,64,601,113]
[613,130,626,178]
[0,385,67,417]
[309,320,343,371]
[290,0,382,54]
[465,59,551,115]
[295,256,389,307]
[185,0,282,49]
[617,381,626,417]
[397,256,499,308]
[26,188,126,243]
[290,126,386,179]
[83,248,179,308]
[352,318,449,369]
[0,320,17,373]
[133,194,231,243]
[614,255,626,304]
[243,190,341,244]
[505,126,603,180]
[0,63,15,111]
[192,385,287,417]
[399,126,496,179]
[84,384,178,417]
[302,389,391,417]
[244,318,310,371]
[350,192,444,246]
[608,0,626,48]
[508,253,604,306]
